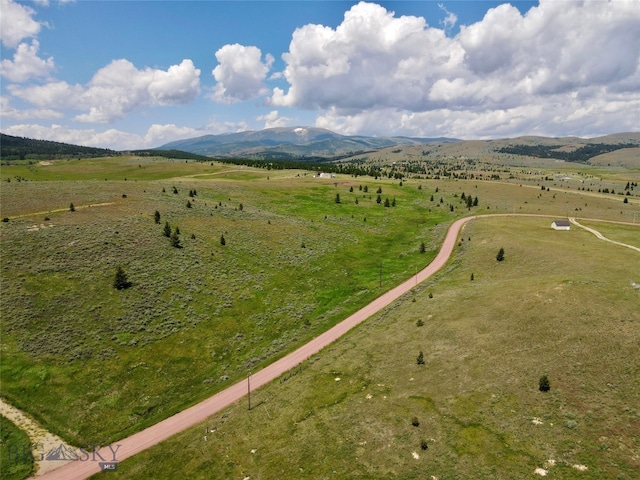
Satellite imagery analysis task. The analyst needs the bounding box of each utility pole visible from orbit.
[247,372,251,410]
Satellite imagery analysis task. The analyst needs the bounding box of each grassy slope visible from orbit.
[93,216,640,480]
[1,161,457,445]
[0,415,34,480]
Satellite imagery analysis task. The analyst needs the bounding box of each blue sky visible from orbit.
[1,0,638,149]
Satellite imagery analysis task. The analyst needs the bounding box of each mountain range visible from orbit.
[157,127,457,159]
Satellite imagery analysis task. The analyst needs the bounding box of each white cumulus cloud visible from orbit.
[273,0,640,138]
[9,58,201,123]
[0,0,43,48]
[0,40,54,82]
[256,110,293,129]
[2,122,208,150]
[211,44,274,103]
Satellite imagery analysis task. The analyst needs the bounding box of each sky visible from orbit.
[1,0,639,150]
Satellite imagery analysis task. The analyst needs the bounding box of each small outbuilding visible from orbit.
[551,220,571,230]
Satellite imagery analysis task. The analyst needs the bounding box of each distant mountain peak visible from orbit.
[157,126,456,159]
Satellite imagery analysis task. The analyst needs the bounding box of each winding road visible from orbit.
[32,214,638,479]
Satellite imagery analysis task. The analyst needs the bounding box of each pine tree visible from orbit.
[220,234,226,246]
[163,222,172,237]
[539,375,550,392]
[417,351,425,365]
[335,193,341,204]
[69,203,75,212]
[496,247,505,262]
[154,210,161,224]
[419,242,426,254]
[113,266,131,290]
[170,232,182,248]
[186,200,192,208]
[384,198,390,207]
[376,194,382,204]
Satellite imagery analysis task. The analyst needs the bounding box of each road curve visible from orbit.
[38,213,633,479]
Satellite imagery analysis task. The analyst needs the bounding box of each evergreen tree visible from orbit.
[466,195,473,208]
[539,375,550,392]
[163,221,171,237]
[220,234,226,246]
[419,242,426,254]
[186,200,192,208]
[113,266,131,290]
[170,232,182,248]
[496,247,505,262]
[69,203,75,212]
[335,193,341,204]
[175,226,180,235]
[384,198,390,207]
[172,186,178,194]
[154,210,161,224]
[377,187,382,194]
[392,197,396,207]
[417,351,425,365]
[376,194,382,204]
[473,196,479,206]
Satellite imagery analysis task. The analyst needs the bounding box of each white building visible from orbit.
[551,220,571,230]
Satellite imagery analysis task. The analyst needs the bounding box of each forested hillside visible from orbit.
[0,134,117,162]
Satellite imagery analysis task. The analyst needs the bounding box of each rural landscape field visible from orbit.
[0,132,639,479]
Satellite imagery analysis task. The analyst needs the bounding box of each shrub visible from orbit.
[421,440,429,450]
[496,247,505,262]
[69,203,75,212]
[417,351,425,365]
[416,319,424,327]
[2,217,8,222]
[411,417,420,427]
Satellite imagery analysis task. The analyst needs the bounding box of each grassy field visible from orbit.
[93,216,640,480]
[1,159,461,446]
[0,415,34,480]
[0,156,638,478]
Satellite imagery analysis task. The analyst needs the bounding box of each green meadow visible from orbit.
[94,216,640,480]
[0,156,638,478]
[0,415,34,480]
